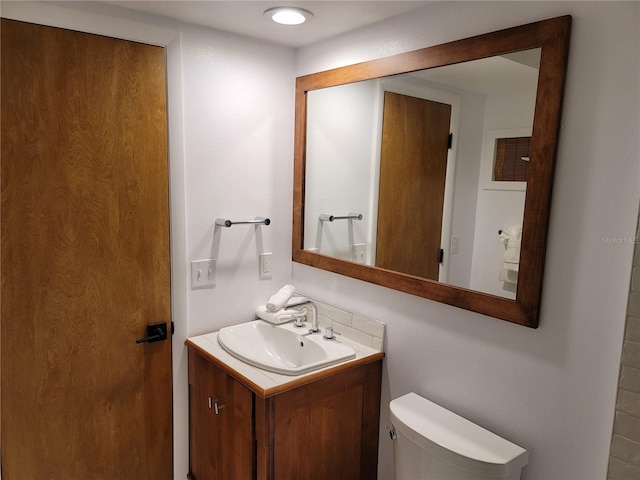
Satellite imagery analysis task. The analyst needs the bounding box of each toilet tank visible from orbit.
[390,393,529,480]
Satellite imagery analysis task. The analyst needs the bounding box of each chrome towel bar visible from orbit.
[215,217,271,227]
[319,213,363,222]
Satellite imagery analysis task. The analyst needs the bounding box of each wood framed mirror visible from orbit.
[292,16,571,328]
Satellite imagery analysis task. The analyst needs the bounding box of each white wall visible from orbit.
[178,21,295,478]
[446,88,486,288]
[180,25,295,334]
[295,2,640,479]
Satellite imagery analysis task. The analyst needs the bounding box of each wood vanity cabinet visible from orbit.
[187,348,383,480]
[188,350,254,479]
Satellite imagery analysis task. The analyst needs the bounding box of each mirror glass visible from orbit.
[304,49,541,300]
[292,17,572,327]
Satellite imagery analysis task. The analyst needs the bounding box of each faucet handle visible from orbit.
[292,311,306,328]
[323,326,341,340]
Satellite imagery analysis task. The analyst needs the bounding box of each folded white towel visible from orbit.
[266,284,296,312]
[256,302,306,325]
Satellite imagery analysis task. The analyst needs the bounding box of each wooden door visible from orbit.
[188,351,253,480]
[376,91,451,280]
[1,19,173,479]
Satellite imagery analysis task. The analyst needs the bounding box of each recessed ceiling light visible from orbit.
[264,7,314,26]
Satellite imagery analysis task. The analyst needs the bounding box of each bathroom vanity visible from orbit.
[186,329,384,480]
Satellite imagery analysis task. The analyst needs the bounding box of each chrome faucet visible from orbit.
[284,300,319,334]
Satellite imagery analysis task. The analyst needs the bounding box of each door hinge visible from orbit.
[448,133,453,149]
[438,248,444,264]
[171,321,175,335]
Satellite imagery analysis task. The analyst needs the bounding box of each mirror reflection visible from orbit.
[303,48,541,299]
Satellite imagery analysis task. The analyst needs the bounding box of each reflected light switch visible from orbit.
[451,236,459,255]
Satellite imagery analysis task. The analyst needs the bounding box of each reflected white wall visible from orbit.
[305,81,379,261]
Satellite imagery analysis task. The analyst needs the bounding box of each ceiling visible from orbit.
[108,1,434,48]
[413,48,541,95]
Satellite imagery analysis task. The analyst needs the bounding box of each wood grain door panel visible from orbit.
[1,19,172,479]
[376,92,451,280]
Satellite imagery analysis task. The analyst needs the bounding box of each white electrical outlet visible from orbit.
[351,243,366,263]
[259,253,272,279]
[191,259,216,289]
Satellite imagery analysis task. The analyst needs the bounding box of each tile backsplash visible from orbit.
[309,298,385,352]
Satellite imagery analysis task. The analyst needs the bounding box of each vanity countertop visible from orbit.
[186,325,384,399]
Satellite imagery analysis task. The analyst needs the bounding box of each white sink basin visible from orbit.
[217,320,356,375]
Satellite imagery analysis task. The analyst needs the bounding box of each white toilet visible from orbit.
[389,393,529,480]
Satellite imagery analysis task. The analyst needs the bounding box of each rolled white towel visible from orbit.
[266,284,296,312]
[285,295,307,307]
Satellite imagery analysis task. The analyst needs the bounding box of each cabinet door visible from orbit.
[189,351,254,479]
[271,361,382,480]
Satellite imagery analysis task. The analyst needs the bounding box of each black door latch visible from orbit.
[136,322,168,344]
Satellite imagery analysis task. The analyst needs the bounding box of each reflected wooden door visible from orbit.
[1,19,173,479]
[376,92,451,280]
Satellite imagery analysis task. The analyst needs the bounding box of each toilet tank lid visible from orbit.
[390,393,529,479]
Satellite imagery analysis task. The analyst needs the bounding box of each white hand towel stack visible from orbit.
[499,225,522,284]
[256,285,306,324]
